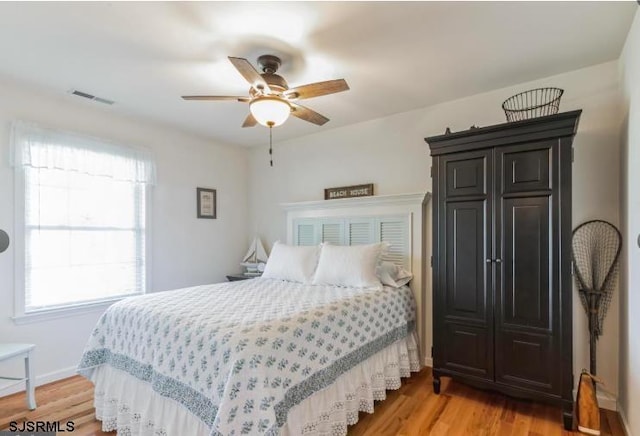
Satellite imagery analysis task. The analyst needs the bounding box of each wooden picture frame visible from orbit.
[197,188,216,219]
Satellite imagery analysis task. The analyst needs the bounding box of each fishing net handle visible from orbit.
[579,289,605,374]
[578,289,604,312]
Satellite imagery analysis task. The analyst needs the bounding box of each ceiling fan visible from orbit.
[182,55,349,128]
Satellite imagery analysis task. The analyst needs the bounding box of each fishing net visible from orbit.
[571,220,621,337]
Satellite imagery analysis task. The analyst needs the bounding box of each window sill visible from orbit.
[12,298,127,325]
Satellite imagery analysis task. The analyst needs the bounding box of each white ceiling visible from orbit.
[0,2,635,146]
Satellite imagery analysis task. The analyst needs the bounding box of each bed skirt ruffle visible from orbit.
[87,331,421,436]
[282,330,421,436]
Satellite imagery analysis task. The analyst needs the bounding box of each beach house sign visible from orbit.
[324,183,374,200]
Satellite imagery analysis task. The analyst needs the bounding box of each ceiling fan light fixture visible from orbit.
[249,96,291,127]
[182,56,348,128]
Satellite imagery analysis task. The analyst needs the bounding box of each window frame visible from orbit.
[12,164,153,325]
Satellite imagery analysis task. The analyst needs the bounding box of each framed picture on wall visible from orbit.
[197,188,216,219]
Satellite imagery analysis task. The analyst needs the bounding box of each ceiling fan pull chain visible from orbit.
[269,125,273,167]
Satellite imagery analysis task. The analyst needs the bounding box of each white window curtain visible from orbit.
[11,121,156,313]
[10,121,156,184]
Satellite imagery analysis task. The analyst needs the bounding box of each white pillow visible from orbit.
[312,243,385,288]
[261,242,320,283]
[377,261,413,287]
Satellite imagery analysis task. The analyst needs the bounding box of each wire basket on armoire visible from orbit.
[502,87,564,121]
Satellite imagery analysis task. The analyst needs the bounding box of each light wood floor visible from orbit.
[0,368,625,436]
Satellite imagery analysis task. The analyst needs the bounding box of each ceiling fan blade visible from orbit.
[242,113,258,128]
[228,56,272,94]
[182,95,250,102]
[285,79,349,100]
[290,103,330,126]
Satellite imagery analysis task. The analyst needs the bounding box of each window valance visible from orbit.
[10,121,156,185]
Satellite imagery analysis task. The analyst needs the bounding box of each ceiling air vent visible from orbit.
[68,89,114,105]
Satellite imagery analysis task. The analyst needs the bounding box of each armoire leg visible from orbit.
[562,407,574,431]
[433,373,441,394]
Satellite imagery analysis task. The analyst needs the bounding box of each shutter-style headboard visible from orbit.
[292,215,410,269]
[282,192,432,367]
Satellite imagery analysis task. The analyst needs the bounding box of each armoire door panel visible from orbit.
[496,142,553,194]
[500,196,551,331]
[445,157,487,197]
[501,144,552,194]
[495,330,556,393]
[445,200,489,321]
[442,322,493,379]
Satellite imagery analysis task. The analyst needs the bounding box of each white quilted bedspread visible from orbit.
[78,278,416,436]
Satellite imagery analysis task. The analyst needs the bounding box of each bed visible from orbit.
[78,193,430,435]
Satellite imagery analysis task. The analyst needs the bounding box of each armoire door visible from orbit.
[435,149,494,381]
[493,142,560,394]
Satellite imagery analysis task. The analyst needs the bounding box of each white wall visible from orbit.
[618,8,639,436]
[248,61,622,407]
[0,78,249,390]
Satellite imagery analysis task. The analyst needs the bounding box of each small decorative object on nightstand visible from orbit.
[226,274,256,282]
[240,237,268,275]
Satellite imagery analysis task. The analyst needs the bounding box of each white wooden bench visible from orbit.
[0,343,36,410]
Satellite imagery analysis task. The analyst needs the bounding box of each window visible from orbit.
[11,122,156,318]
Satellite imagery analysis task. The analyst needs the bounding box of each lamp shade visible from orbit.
[250,96,291,127]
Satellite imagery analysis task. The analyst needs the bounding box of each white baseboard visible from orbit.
[571,387,617,411]
[424,356,433,368]
[596,391,618,411]
[0,365,77,397]
[618,403,633,436]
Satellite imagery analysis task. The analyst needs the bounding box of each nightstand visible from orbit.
[226,274,258,282]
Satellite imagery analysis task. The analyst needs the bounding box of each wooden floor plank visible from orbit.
[0,368,626,436]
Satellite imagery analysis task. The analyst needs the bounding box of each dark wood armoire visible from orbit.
[425,110,581,430]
